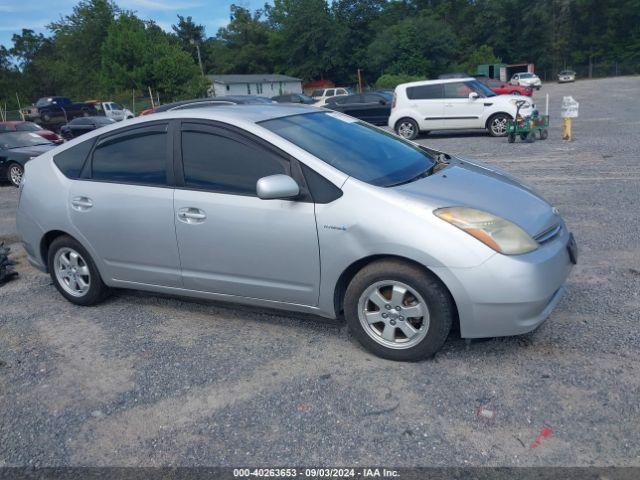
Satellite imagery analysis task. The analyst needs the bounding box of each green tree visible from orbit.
[266,0,335,80]
[100,13,207,101]
[366,13,459,79]
[47,0,119,98]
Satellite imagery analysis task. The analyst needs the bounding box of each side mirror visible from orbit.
[256,174,300,200]
[379,99,387,105]
[468,92,479,101]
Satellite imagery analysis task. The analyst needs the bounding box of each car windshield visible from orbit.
[0,131,52,149]
[15,122,42,132]
[94,117,116,125]
[467,80,496,97]
[261,112,436,187]
[519,73,533,78]
[560,70,574,75]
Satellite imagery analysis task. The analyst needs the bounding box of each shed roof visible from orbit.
[207,74,301,85]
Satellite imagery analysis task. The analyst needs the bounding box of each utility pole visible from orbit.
[357,69,363,94]
[191,38,205,78]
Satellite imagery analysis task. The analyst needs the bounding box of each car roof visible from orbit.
[397,77,476,89]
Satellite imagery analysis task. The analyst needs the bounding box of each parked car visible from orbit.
[557,70,576,83]
[271,93,315,104]
[23,96,98,128]
[311,87,350,106]
[509,72,542,89]
[0,121,63,144]
[0,131,56,186]
[389,77,536,139]
[141,95,275,116]
[476,76,533,96]
[60,116,116,140]
[17,105,575,361]
[88,101,135,121]
[325,92,392,125]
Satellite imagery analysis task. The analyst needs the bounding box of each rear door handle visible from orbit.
[71,196,93,211]
[177,207,207,224]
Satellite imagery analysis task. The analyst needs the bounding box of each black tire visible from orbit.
[344,260,454,361]
[395,118,419,140]
[540,129,549,140]
[47,235,110,306]
[526,131,536,143]
[520,132,529,141]
[508,133,516,143]
[487,113,511,137]
[7,162,24,187]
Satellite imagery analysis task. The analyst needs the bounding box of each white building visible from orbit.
[206,74,303,98]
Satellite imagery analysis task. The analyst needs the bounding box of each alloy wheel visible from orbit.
[491,116,508,136]
[397,121,416,139]
[357,280,430,349]
[9,165,23,187]
[54,247,91,297]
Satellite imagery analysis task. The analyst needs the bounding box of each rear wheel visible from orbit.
[540,129,549,140]
[395,118,419,140]
[487,113,511,137]
[344,260,454,361]
[508,133,516,143]
[7,163,23,187]
[48,235,110,306]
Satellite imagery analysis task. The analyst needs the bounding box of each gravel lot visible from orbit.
[1,76,639,468]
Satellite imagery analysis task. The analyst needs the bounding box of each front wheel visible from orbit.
[344,260,454,361]
[487,113,511,137]
[48,235,110,306]
[395,118,419,140]
[7,163,24,187]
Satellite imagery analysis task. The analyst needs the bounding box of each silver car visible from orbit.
[16,105,577,361]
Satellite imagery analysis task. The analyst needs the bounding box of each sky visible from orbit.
[0,0,267,49]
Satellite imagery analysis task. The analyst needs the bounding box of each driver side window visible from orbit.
[180,124,288,196]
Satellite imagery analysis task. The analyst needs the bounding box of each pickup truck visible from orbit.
[87,101,135,121]
[23,97,98,130]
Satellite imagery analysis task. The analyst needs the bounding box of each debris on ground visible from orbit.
[476,406,496,421]
[0,242,18,285]
[530,427,553,448]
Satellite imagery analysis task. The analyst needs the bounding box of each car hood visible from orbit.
[392,158,559,237]
[2,144,55,159]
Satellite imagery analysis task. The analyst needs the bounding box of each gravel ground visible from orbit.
[0,76,639,468]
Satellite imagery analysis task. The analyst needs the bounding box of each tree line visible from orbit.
[1,0,639,110]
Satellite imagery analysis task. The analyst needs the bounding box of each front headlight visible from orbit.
[434,207,539,255]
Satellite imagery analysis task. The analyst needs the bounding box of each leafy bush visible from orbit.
[375,73,424,90]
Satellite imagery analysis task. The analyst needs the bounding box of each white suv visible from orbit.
[388,77,535,139]
[311,87,350,106]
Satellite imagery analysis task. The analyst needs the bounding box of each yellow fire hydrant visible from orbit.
[561,96,579,141]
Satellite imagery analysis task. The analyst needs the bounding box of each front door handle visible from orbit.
[71,196,93,211]
[177,207,207,224]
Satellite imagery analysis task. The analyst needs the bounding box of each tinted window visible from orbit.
[362,94,383,103]
[92,128,167,185]
[443,81,473,98]
[406,84,443,100]
[326,89,335,96]
[311,90,322,97]
[181,129,285,195]
[70,118,93,126]
[54,138,95,178]
[261,112,435,187]
[301,164,342,204]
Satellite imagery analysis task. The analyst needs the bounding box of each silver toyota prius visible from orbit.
[16,105,577,361]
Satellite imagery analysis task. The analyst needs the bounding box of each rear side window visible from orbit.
[325,89,335,96]
[92,127,167,186]
[181,128,286,195]
[53,138,95,179]
[406,84,443,100]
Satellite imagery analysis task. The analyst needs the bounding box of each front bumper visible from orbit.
[433,226,575,338]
